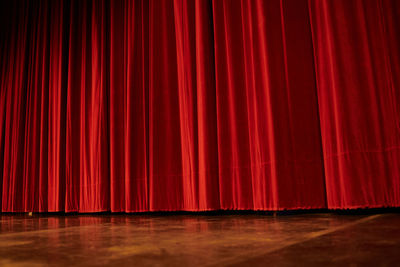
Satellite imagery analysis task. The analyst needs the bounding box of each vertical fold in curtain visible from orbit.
[148,0,184,210]
[46,0,68,212]
[109,0,149,212]
[168,0,221,211]
[2,0,32,211]
[192,0,220,210]
[66,0,109,212]
[212,0,326,210]
[0,0,399,212]
[309,0,400,208]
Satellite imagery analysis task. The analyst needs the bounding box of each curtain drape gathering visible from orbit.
[0,0,399,212]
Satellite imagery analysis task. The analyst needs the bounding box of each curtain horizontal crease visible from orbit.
[0,0,399,212]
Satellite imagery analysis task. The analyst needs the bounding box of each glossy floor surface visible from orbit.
[0,212,399,266]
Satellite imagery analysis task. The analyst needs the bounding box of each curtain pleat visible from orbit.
[309,0,400,209]
[0,0,399,212]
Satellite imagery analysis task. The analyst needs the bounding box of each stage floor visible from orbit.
[0,212,399,266]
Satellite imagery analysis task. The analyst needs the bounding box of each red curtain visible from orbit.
[0,0,399,212]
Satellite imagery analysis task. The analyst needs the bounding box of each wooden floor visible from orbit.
[0,212,399,266]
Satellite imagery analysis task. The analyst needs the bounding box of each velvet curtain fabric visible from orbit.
[0,0,399,212]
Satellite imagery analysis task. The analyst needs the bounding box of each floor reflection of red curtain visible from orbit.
[0,0,399,212]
